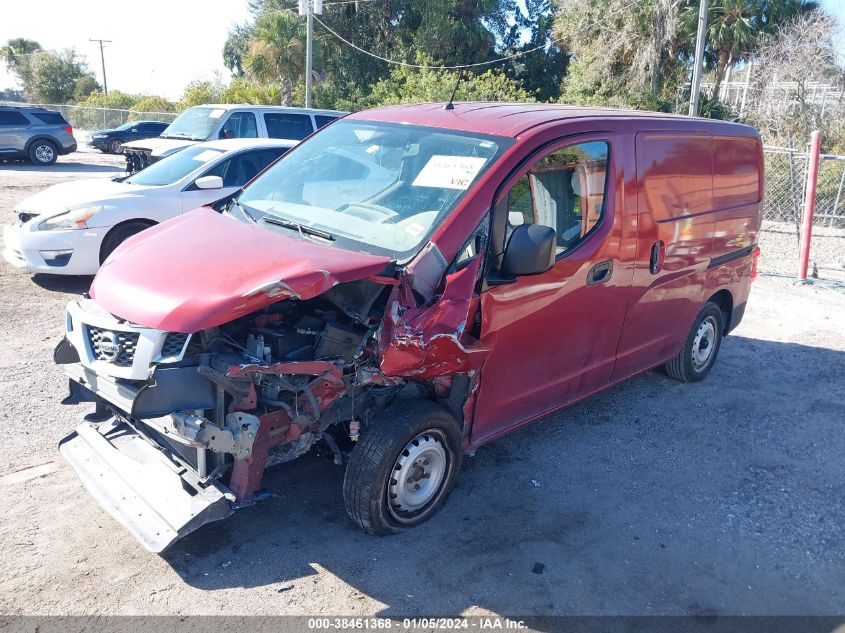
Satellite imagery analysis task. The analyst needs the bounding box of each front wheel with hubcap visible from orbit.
[108,138,123,154]
[29,140,57,166]
[664,301,725,382]
[343,400,462,535]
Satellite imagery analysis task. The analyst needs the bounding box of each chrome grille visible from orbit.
[86,326,140,367]
[160,333,189,358]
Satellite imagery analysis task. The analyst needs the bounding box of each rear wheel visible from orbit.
[99,221,153,264]
[108,138,123,154]
[343,400,462,535]
[664,302,724,382]
[29,140,57,166]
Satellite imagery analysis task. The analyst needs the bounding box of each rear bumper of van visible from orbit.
[727,301,746,333]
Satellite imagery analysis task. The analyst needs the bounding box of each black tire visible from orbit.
[99,221,153,264]
[28,140,58,166]
[343,399,463,535]
[664,301,724,383]
[108,138,123,154]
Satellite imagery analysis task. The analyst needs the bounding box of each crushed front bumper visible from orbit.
[59,418,233,553]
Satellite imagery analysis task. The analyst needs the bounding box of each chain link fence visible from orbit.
[761,146,845,278]
[32,103,179,131]
[1,101,179,131]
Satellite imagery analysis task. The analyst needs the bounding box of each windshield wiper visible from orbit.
[262,216,335,241]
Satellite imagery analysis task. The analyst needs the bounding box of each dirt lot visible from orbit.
[0,152,844,617]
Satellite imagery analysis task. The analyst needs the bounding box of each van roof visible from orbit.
[198,104,347,116]
[348,102,758,138]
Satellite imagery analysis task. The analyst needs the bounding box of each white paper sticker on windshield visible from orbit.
[209,108,225,119]
[193,150,222,163]
[412,155,487,190]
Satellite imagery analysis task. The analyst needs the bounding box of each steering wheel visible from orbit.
[335,201,399,223]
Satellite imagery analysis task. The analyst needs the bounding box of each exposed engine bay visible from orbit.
[55,266,481,551]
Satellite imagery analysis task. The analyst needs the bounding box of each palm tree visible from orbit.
[703,0,757,97]
[681,0,822,100]
[243,12,309,106]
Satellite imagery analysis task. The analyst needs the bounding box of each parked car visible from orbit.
[88,120,169,154]
[55,103,763,552]
[2,138,295,275]
[122,104,345,174]
[0,106,77,166]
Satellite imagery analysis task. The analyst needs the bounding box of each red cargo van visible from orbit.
[55,104,763,552]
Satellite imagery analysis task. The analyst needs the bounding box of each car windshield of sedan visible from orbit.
[236,120,510,259]
[125,145,224,187]
[160,107,222,141]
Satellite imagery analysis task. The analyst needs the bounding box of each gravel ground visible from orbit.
[1,152,844,617]
[759,221,845,281]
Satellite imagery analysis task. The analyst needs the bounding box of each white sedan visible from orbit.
[2,138,296,275]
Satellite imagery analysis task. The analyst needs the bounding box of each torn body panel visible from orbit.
[378,258,489,379]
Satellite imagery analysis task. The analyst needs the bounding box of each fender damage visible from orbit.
[57,213,490,552]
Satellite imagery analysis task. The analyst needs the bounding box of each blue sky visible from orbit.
[821,0,845,56]
[0,0,253,100]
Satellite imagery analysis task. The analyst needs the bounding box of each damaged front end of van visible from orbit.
[55,195,490,552]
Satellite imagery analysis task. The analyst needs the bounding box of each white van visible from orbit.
[122,104,345,173]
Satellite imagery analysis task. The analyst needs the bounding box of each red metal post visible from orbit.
[798,130,822,280]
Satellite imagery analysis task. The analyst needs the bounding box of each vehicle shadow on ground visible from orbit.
[30,273,93,294]
[162,336,845,616]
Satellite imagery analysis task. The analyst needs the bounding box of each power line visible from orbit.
[310,0,641,71]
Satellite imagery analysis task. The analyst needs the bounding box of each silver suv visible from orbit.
[0,106,77,166]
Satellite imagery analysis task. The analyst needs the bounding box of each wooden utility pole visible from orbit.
[89,38,112,94]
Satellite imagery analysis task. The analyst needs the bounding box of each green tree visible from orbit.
[220,77,282,105]
[224,0,565,108]
[29,49,93,103]
[358,54,532,109]
[0,38,42,97]
[242,11,307,105]
[73,73,101,101]
[554,0,685,110]
[178,80,223,108]
[130,96,177,121]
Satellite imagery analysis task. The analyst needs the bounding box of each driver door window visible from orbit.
[505,141,609,255]
[219,111,258,139]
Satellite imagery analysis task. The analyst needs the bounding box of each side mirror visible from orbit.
[194,175,224,190]
[500,223,556,277]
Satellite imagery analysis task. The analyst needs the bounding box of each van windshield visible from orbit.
[161,107,223,141]
[237,120,511,260]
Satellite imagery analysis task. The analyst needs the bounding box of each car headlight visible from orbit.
[38,206,101,231]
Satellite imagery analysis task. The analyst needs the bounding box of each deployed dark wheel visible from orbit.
[664,301,724,383]
[99,221,153,264]
[108,138,123,154]
[343,400,462,535]
[29,140,58,166]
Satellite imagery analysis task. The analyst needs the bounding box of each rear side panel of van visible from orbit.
[613,128,762,381]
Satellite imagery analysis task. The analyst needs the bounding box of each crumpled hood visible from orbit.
[121,137,196,158]
[90,208,393,333]
[15,179,145,218]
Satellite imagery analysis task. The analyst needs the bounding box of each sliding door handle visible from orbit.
[650,240,665,274]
